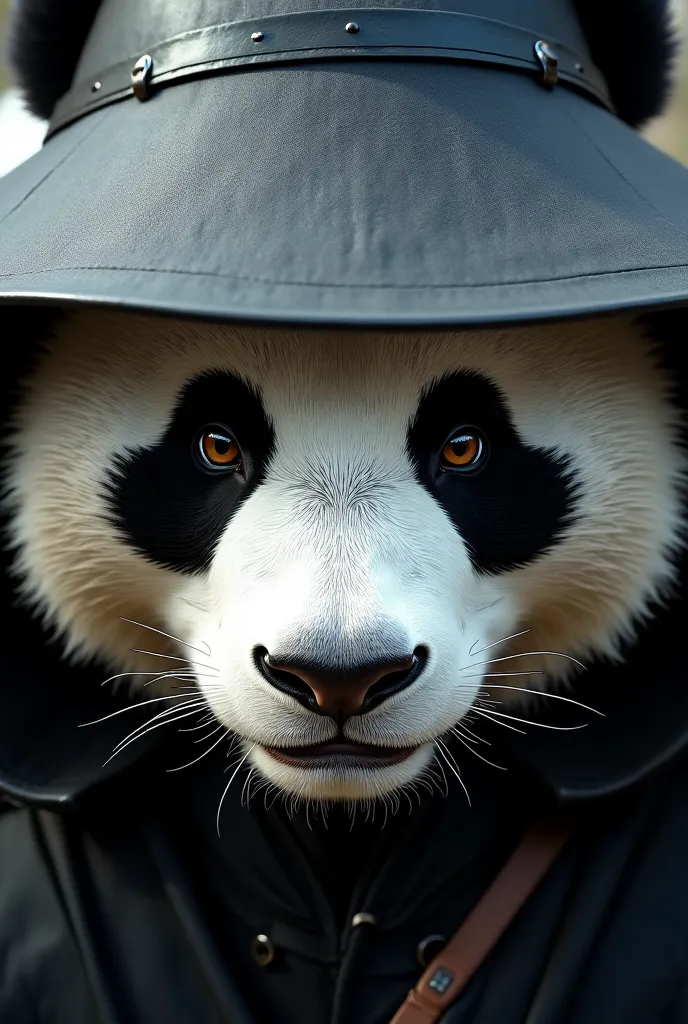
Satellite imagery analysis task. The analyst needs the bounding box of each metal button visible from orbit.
[351,912,377,927]
[251,933,275,967]
[91,81,102,93]
[417,934,447,968]
[251,31,264,42]
[345,22,360,34]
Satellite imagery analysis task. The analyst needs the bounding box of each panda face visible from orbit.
[4,310,684,801]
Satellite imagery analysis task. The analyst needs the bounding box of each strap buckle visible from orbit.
[534,39,559,89]
[131,54,154,100]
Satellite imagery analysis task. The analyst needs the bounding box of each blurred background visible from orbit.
[645,0,688,161]
[1,0,687,171]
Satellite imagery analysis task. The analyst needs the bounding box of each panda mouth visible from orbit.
[263,740,418,769]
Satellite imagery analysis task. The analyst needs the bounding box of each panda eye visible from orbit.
[196,426,242,471]
[439,427,487,472]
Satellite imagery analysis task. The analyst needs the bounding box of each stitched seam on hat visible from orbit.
[564,105,682,235]
[0,112,111,229]
[0,262,687,289]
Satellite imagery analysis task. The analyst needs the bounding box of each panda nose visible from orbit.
[254,647,426,719]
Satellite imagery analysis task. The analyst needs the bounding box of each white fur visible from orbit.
[3,310,685,801]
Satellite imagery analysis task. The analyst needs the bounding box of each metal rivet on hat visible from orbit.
[251,31,264,42]
[574,62,585,73]
[417,934,447,969]
[345,21,360,33]
[351,912,377,927]
[91,81,101,93]
[251,934,275,967]
[131,54,154,101]
[534,40,558,89]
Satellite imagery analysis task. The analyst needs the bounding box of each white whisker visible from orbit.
[141,675,199,690]
[110,698,209,750]
[466,650,587,672]
[179,714,217,733]
[454,720,490,745]
[167,728,229,772]
[119,616,211,657]
[105,704,210,764]
[100,669,199,688]
[471,709,526,734]
[142,676,195,689]
[460,670,545,679]
[480,685,604,715]
[192,724,224,744]
[143,673,223,689]
[217,745,255,837]
[129,647,219,672]
[452,727,479,745]
[80,692,203,727]
[449,728,507,771]
[434,739,471,806]
[469,630,531,658]
[431,756,449,798]
[241,767,258,807]
[474,707,588,731]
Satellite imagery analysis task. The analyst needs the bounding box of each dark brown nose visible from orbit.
[255,647,425,720]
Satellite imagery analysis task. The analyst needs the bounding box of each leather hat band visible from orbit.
[48,8,613,137]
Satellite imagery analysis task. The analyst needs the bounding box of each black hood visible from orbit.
[0,306,687,814]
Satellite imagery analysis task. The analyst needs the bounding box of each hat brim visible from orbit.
[1,60,687,326]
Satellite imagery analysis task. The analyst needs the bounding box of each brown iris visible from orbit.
[198,427,241,469]
[440,430,484,470]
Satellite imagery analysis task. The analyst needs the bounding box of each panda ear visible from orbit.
[574,0,680,127]
[7,0,103,121]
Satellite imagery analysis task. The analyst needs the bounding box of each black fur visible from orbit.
[107,371,275,574]
[574,0,678,126]
[7,0,103,120]
[6,0,679,127]
[108,363,576,579]
[407,372,579,575]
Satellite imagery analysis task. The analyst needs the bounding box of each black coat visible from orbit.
[2,582,688,1024]
[3,737,688,1024]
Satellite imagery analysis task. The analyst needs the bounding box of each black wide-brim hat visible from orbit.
[0,0,687,326]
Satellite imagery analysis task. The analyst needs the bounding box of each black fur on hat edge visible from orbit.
[5,0,681,127]
[574,0,679,126]
[7,0,102,121]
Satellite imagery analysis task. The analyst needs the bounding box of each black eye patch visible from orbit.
[105,371,274,573]
[407,372,578,574]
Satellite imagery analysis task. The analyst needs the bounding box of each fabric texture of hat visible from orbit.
[0,0,686,326]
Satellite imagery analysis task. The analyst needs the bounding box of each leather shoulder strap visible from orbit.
[389,815,576,1024]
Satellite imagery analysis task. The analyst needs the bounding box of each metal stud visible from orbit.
[131,54,153,101]
[351,912,377,927]
[534,40,558,89]
[251,934,275,967]
[345,21,360,33]
[428,967,454,995]
[91,81,102,93]
[251,31,264,42]
[417,934,447,968]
